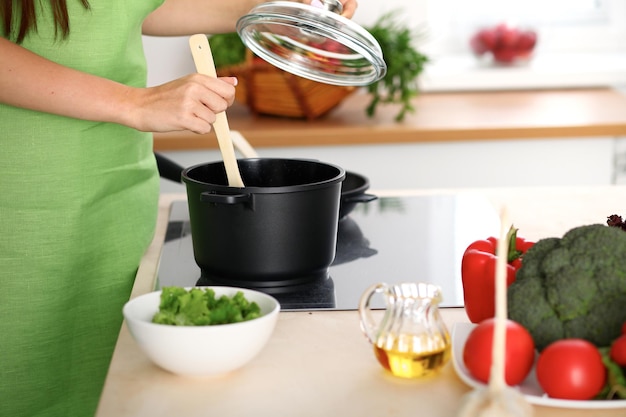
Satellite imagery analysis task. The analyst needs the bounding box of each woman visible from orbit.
[0,1,357,416]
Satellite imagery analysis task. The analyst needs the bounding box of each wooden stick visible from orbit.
[490,207,510,392]
[189,34,245,188]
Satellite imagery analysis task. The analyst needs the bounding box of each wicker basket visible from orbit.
[218,53,356,120]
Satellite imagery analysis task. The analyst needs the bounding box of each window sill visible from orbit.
[419,52,626,92]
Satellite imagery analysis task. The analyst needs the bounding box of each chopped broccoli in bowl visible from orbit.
[152,286,261,326]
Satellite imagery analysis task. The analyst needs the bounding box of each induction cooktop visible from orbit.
[156,193,500,311]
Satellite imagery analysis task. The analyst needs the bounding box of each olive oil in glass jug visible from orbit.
[359,282,451,378]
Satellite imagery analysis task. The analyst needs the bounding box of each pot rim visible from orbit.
[181,158,346,194]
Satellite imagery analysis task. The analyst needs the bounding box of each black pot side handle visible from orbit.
[154,152,185,183]
[200,192,252,206]
[344,193,378,204]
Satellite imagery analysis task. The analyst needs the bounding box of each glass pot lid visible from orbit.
[235,0,387,86]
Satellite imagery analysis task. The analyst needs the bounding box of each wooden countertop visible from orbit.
[97,187,626,417]
[154,88,626,151]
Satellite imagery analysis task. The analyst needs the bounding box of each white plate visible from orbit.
[452,322,626,409]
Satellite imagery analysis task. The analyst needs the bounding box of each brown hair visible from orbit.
[1,0,90,43]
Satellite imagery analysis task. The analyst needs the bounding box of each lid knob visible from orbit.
[311,0,343,14]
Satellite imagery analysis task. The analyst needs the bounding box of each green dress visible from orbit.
[0,1,164,415]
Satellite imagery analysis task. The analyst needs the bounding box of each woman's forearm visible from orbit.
[0,37,137,126]
[0,37,237,134]
[142,0,356,36]
[142,0,266,36]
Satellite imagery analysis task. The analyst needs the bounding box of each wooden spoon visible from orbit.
[458,207,533,417]
[189,34,245,188]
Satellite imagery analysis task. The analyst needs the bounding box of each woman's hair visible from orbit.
[1,0,90,43]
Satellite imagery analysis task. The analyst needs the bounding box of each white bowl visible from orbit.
[123,286,280,377]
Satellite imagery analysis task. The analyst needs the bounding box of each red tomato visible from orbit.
[536,339,606,400]
[470,33,489,55]
[478,29,498,50]
[496,25,520,49]
[463,318,535,386]
[493,48,518,64]
[516,30,537,52]
[610,334,626,366]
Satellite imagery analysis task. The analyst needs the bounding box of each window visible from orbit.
[354,0,626,90]
[423,0,625,55]
[446,0,609,25]
[355,0,624,54]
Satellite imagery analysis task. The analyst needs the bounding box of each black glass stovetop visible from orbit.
[156,193,499,311]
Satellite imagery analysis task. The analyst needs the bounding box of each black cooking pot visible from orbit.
[182,158,345,286]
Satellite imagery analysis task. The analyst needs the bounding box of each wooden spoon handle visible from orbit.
[189,34,245,188]
[490,207,510,391]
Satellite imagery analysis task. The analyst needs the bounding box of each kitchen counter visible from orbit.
[96,187,626,417]
[153,88,626,151]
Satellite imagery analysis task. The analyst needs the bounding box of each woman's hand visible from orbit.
[338,0,358,18]
[122,75,237,134]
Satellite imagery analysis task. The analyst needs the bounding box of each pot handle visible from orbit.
[200,192,252,205]
[344,193,378,204]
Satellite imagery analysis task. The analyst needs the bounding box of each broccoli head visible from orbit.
[507,224,626,351]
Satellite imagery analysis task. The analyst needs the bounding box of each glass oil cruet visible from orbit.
[358,282,451,378]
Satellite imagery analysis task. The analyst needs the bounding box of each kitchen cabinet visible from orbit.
[155,88,626,192]
[158,136,616,192]
[154,88,626,150]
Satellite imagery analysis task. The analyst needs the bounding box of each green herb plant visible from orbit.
[364,11,429,122]
[209,32,247,69]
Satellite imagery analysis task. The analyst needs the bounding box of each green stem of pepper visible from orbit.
[506,226,524,263]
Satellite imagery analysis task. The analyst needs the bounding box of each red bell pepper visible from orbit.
[461,227,534,323]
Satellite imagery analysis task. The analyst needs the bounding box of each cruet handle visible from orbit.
[358,283,388,343]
